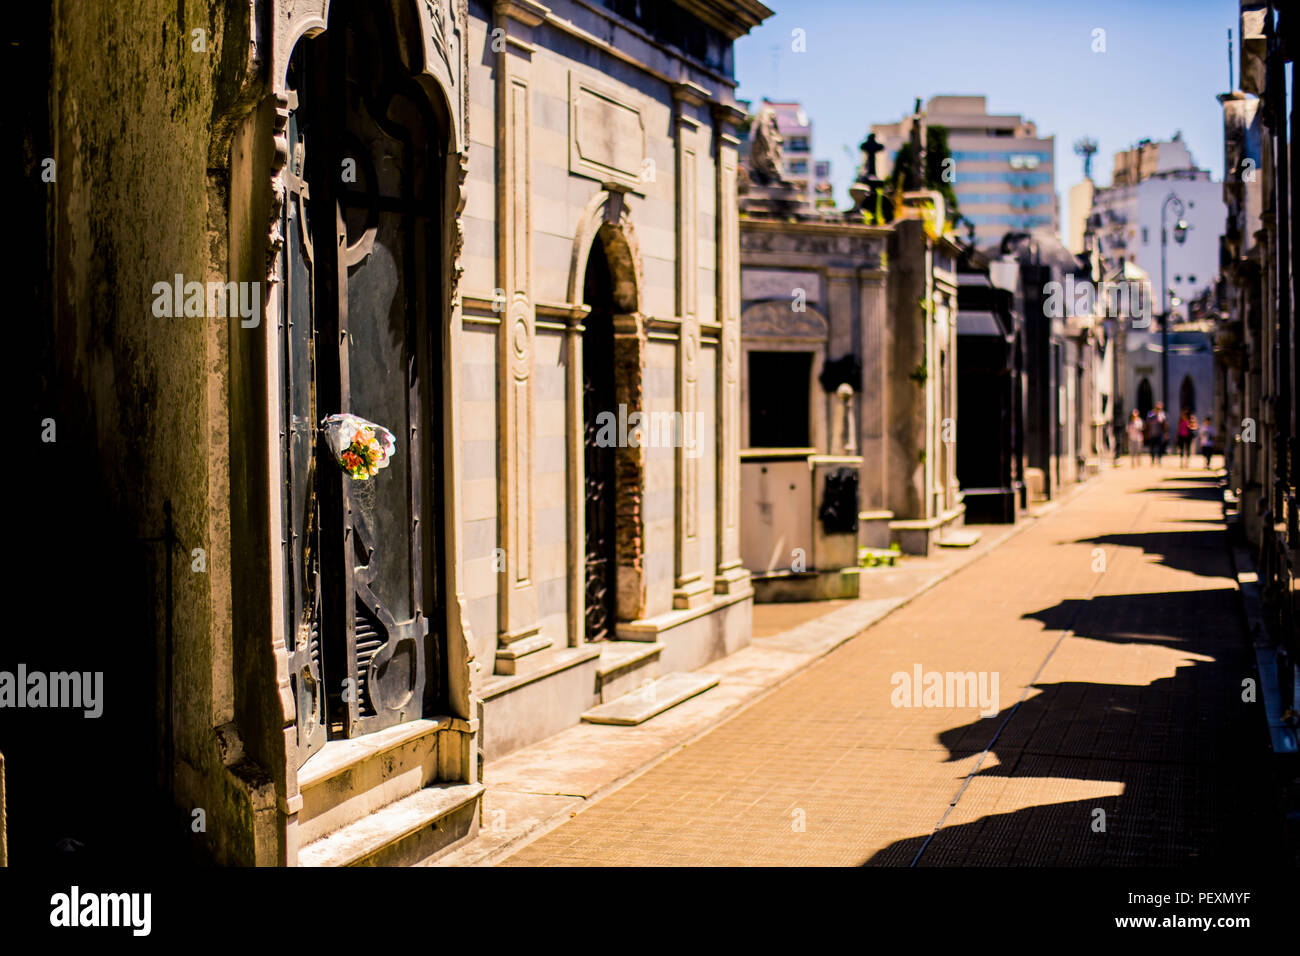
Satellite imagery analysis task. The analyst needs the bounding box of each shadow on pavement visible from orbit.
[861,574,1284,866]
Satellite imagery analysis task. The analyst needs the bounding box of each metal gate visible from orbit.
[582,244,617,642]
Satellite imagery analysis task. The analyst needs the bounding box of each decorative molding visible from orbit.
[740,224,887,266]
[569,73,647,192]
[714,126,746,592]
[741,300,830,340]
[493,0,544,672]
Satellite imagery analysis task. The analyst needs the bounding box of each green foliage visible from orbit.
[858,546,901,569]
[891,124,961,227]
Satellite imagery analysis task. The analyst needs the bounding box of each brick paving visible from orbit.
[501,464,1282,866]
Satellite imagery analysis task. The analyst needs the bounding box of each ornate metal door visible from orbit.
[583,247,617,642]
[281,0,443,760]
[281,70,326,767]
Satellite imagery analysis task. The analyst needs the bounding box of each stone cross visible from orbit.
[860,133,884,180]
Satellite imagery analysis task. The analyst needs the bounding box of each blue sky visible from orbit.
[735,0,1242,234]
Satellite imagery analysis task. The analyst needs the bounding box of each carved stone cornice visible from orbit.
[495,0,549,27]
[670,0,773,41]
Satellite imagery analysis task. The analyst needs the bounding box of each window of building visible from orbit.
[1142,227,1149,244]
[786,136,810,152]
[748,351,811,447]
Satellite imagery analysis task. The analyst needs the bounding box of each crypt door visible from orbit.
[582,242,617,642]
[280,0,446,767]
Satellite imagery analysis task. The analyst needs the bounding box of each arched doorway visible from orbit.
[582,242,617,641]
[280,0,449,765]
[576,212,645,639]
[1136,377,1154,419]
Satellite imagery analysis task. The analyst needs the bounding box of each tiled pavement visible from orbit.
[501,465,1282,866]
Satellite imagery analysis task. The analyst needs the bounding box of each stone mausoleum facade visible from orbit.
[738,197,965,606]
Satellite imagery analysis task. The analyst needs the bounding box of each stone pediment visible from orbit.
[741,300,829,340]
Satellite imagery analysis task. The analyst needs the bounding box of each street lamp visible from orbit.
[1160,192,1188,412]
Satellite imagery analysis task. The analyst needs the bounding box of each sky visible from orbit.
[735,0,1244,237]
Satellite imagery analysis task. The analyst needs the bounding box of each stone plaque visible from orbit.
[570,75,645,188]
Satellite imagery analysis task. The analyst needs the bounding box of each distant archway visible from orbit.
[1179,375,1196,417]
[575,202,646,630]
[1136,377,1154,418]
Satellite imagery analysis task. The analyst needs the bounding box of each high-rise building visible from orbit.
[870,95,1057,247]
[1086,136,1225,321]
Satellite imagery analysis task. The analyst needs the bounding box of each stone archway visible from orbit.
[570,190,647,628]
[1136,377,1154,418]
[1179,375,1196,417]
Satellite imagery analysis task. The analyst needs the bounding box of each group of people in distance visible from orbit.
[1124,403,1214,468]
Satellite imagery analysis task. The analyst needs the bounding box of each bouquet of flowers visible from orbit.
[320,413,397,480]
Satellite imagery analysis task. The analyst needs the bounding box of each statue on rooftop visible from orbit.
[749,107,785,186]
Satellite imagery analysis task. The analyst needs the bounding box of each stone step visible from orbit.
[296,718,457,847]
[595,641,664,703]
[298,782,484,867]
[580,671,719,726]
[938,529,982,548]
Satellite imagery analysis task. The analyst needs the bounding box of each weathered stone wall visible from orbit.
[45,1,275,863]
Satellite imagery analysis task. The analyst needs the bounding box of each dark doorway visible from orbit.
[281,0,448,764]
[582,241,618,642]
[1180,375,1196,416]
[1137,377,1154,419]
[748,351,812,447]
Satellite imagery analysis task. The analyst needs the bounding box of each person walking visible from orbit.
[1126,409,1145,467]
[1200,416,1215,469]
[1176,409,1192,467]
[1147,402,1167,466]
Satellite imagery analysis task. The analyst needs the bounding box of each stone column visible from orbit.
[673,83,710,609]
[492,0,548,674]
[564,304,585,646]
[857,261,889,513]
[711,103,748,595]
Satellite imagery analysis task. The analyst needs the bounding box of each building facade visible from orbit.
[1086,138,1225,324]
[19,0,771,866]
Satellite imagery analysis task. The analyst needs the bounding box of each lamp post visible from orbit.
[1160,192,1188,412]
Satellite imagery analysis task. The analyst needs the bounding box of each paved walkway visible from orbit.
[501,465,1280,866]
